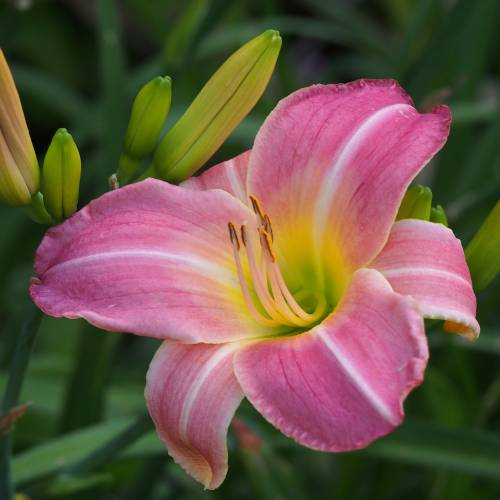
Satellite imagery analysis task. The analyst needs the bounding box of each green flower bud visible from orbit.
[43,128,81,221]
[430,204,448,227]
[0,49,39,206]
[396,185,432,221]
[465,200,500,292]
[119,76,172,182]
[153,29,281,183]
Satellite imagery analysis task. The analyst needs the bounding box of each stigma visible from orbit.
[228,196,326,328]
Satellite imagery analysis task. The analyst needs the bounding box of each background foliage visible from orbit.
[0,0,499,499]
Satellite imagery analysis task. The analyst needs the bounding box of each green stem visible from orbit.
[24,192,56,225]
[0,303,43,500]
[60,324,119,433]
[129,163,156,184]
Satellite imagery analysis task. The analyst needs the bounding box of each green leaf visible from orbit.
[12,418,133,485]
[364,420,500,479]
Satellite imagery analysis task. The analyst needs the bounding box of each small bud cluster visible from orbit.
[1,30,281,225]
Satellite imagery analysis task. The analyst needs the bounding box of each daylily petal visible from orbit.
[247,80,450,297]
[234,268,427,451]
[182,150,250,203]
[146,342,243,489]
[30,178,262,343]
[371,219,479,340]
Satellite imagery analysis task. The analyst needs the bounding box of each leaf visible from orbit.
[12,418,132,485]
[364,420,500,479]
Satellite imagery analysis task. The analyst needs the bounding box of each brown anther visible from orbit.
[240,225,247,246]
[259,229,276,262]
[249,195,265,224]
[263,214,273,241]
[227,222,240,251]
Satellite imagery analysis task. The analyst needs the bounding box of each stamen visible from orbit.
[227,223,278,327]
[249,195,265,224]
[263,214,273,241]
[242,225,293,324]
[227,222,240,251]
[259,229,276,262]
[259,227,326,324]
[262,258,310,327]
[271,260,326,323]
[228,202,327,330]
[240,225,247,246]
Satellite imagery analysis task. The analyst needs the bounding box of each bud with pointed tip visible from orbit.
[0,49,39,206]
[42,128,81,221]
[153,29,281,183]
[118,76,172,182]
[465,200,500,291]
[396,184,432,221]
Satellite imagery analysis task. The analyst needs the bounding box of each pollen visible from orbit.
[259,228,276,262]
[249,194,265,224]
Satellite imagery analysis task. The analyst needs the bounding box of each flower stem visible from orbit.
[0,302,43,500]
[24,192,56,225]
[60,324,119,433]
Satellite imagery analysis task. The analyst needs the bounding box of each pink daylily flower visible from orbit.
[30,80,479,489]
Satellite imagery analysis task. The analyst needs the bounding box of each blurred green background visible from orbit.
[1,0,499,499]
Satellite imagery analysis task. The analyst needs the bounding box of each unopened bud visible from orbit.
[396,185,432,221]
[43,128,81,221]
[465,200,500,291]
[154,29,281,183]
[119,76,172,182]
[0,49,39,206]
[430,204,448,227]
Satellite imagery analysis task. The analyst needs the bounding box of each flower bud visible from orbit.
[42,128,81,221]
[119,76,172,182]
[430,204,448,227]
[153,29,281,183]
[465,200,500,291]
[0,49,39,206]
[396,185,432,221]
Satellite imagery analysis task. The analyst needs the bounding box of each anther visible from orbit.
[263,214,273,241]
[227,222,240,251]
[259,229,276,262]
[240,225,247,246]
[249,195,265,224]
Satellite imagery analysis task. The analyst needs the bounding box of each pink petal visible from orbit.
[182,150,250,203]
[371,219,479,340]
[146,342,243,489]
[234,268,427,451]
[30,178,262,343]
[247,80,450,289]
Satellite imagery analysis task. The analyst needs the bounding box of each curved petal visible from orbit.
[371,219,479,340]
[247,80,450,297]
[146,342,243,489]
[30,178,262,343]
[182,150,250,203]
[234,268,427,452]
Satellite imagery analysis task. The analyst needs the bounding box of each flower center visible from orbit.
[228,195,327,329]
